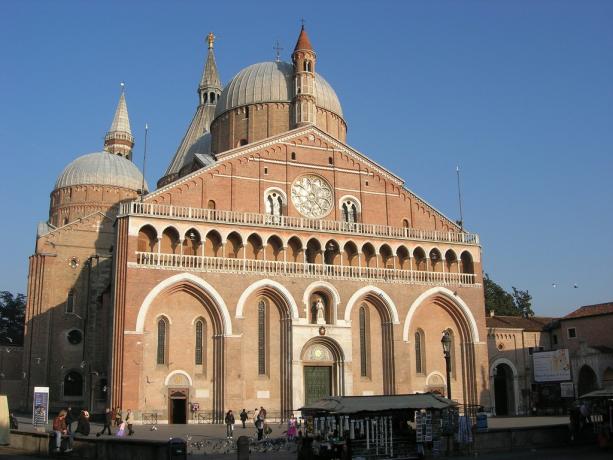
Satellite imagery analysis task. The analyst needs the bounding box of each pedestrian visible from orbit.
[255,413,264,441]
[114,407,122,427]
[9,412,18,430]
[96,407,113,437]
[287,413,297,441]
[240,408,248,429]
[75,410,91,436]
[65,406,75,434]
[52,410,73,453]
[125,408,134,436]
[259,406,267,421]
[225,409,235,439]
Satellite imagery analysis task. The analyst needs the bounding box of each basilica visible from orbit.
[22,27,489,423]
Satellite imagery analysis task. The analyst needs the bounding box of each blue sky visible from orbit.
[1,1,611,317]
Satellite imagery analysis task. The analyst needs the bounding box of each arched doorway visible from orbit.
[166,372,191,424]
[493,363,515,415]
[578,365,598,397]
[301,338,345,406]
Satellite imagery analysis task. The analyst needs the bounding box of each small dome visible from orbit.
[55,151,148,191]
[215,61,343,119]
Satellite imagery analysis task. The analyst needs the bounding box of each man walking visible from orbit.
[225,410,235,439]
[96,407,113,437]
[239,409,248,429]
[125,409,134,436]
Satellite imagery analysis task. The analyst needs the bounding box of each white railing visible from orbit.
[133,252,478,286]
[120,202,479,245]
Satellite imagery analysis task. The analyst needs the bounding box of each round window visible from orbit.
[67,329,83,345]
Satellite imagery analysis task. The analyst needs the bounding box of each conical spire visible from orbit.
[294,25,313,52]
[158,34,222,188]
[199,32,222,105]
[104,84,134,159]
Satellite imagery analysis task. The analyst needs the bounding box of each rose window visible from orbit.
[291,175,333,218]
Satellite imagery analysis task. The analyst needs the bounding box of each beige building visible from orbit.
[21,28,490,422]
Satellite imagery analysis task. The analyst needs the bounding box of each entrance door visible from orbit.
[168,388,188,424]
[304,366,332,405]
[494,365,509,415]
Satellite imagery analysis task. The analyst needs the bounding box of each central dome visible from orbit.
[214,61,343,119]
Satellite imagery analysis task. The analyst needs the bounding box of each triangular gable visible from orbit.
[37,211,114,239]
[146,125,461,230]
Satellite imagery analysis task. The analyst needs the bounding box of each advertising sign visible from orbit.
[533,349,571,382]
[32,386,49,430]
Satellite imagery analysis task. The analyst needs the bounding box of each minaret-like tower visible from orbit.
[157,33,222,188]
[104,84,134,160]
[199,32,222,120]
[292,25,317,128]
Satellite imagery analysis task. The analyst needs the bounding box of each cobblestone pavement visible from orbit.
[1,444,611,459]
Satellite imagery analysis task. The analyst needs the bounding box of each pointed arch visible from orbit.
[402,287,480,343]
[134,272,232,336]
[344,286,400,324]
[236,279,299,320]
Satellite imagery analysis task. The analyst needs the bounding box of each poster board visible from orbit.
[32,387,49,430]
[560,382,575,398]
[533,349,571,382]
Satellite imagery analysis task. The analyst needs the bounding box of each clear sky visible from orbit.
[1,0,611,318]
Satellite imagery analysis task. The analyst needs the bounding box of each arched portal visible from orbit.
[132,274,229,423]
[403,287,480,406]
[237,281,295,420]
[345,287,398,395]
[578,365,598,397]
[301,337,345,406]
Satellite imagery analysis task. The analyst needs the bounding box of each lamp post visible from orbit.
[441,331,452,400]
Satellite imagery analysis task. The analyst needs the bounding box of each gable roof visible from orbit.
[563,302,613,320]
[147,125,462,231]
[37,212,113,239]
[486,315,556,332]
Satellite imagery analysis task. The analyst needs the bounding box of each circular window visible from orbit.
[69,257,79,269]
[497,343,504,350]
[291,175,333,218]
[67,329,83,345]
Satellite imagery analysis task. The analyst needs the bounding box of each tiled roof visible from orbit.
[564,302,613,319]
[486,315,556,332]
[294,26,313,52]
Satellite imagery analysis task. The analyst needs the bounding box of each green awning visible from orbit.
[300,393,457,414]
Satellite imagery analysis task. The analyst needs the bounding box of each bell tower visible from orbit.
[292,25,317,128]
[103,83,134,160]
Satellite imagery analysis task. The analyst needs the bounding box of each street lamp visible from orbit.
[441,331,452,400]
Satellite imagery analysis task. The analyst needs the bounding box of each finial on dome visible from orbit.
[120,81,125,93]
[207,32,215,49]
[273,40,283,62]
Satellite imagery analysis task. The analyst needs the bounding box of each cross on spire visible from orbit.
[273,40,283,62]
[207,32,215,49]
[301,18,305,28]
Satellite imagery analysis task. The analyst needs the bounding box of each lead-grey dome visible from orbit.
[55,151,148,191]
[214,61,343,119]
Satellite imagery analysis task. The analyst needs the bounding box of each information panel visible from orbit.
[533,349,571,382]
[32,386,49,429]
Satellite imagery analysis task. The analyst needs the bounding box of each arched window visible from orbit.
[157,317,168,365]
[63,371,83,397]
[65,289,75,314]
[258,300,267,375]
[195,319,205,365]
[402,219,410,228]
[291,152,296,160]
[207,200,216,210]
[415,329,425,374]
[340,197,360,223]
[359,305,369,377]
[138,225,157,252]
[210,92,215,103]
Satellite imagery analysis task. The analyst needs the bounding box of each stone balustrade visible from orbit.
[132,251,479,286]
[119,201,479,246]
